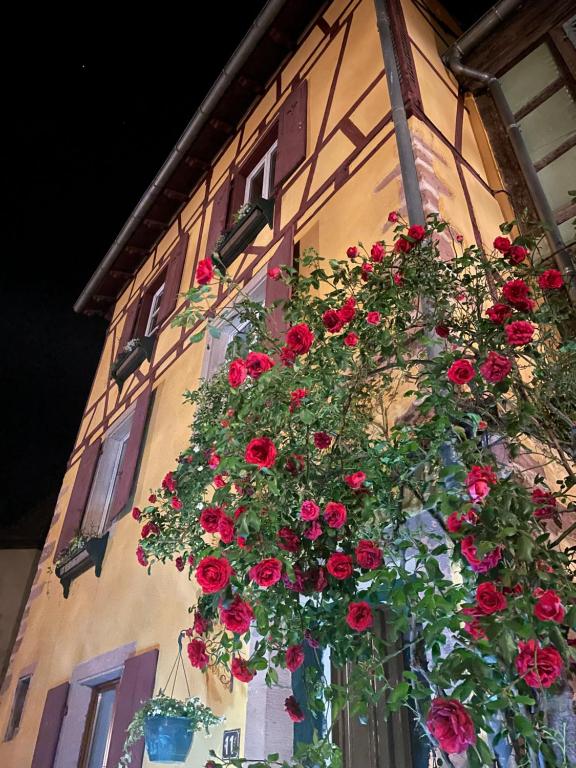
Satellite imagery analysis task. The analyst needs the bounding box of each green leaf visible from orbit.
[208,325,222,339]
[189,330,205,344]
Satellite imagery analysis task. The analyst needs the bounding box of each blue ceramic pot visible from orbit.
[143,715,194,763]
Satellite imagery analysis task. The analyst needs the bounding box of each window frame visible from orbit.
[78,679,119,768]
[4,674,32,741]
[144,282,165,337]
[243,140,278,205]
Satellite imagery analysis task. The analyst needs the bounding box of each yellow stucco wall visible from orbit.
[0,1,516,766]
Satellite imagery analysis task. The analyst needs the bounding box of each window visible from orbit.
[78,680,118,768]
[244,141,278,205]
[144,282,165,337]
[82,408,135,535]
[201,270,267,379]
[4,675,32,740]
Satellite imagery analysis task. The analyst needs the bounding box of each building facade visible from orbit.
[1,0,574,766]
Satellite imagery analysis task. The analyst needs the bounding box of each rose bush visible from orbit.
[135,214,575,768]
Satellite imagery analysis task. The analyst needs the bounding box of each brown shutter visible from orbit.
[109,387,152,521]
[157,233,190,326]
[54,440,102,561]
[273,80,308,188]
[106,649,159,768]
[117,299,140,353]
[265,227,295,340]
[31,682,69,768]
[205,178,231,258]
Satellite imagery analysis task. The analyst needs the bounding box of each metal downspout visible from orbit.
[443,0,576,304]
[373,0,425,226]
[74,0,290,314]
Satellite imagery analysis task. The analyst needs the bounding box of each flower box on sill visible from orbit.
[214,197,274,269]
[54,532,109,598]
[111,335,156,389]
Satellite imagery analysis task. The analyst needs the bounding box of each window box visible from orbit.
[55,532,109,598]
[214,197,274,269]
[110,335,156,388]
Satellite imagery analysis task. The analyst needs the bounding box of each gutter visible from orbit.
[443,0,576,304]
[74,0,290,315]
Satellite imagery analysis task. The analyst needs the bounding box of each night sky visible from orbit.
[2,4,268,546]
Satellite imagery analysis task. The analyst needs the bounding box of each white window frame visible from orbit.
[243,141,278,204]
[144,282,165,337]
[201,268,267,380]
[82,407,135,536]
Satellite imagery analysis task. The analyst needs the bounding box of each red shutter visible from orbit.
[31,682,69,768]
[205,178,231,258]
[273,80,308,188]
[157,233,190,326]
[54,440,102,561]
[265,227,295,340]
[106,649,159,768]
[117,299,140,354]
[109,387,152,521]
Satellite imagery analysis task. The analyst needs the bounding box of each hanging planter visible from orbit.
[54,532,109,598]
[110,335,156,389]
[143,715,195,763]
[213,197,274,269]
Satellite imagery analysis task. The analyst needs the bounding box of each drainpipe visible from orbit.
[373,0,425,226]
[443,0,576,304]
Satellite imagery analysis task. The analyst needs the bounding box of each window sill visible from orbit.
[215,197,274,268]
[110,335,156,388]
[55,532,109,598]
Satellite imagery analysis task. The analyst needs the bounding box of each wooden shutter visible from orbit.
[265,227,295,340]
[109,387,152,521]
[117,299,140,353]
[31,682,69,768]
[106,649,159,768]
[157,233,190,326]
[54,440,102,561]
[273,80,308,188]
[205,178,231,258]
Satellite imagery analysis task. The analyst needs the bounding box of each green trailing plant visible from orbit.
[134,212,576,768]
[54,531,94,569]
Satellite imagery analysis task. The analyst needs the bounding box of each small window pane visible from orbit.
[499,44,560,114]
[537,145,576,213]
[559,218,575,246]
[519,88,576,164]
[266,150,277,198]
[247,166,265,204]
[84,686,117,768]
[5,676,31,740]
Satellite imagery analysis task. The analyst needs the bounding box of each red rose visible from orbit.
[327,552,353,579]
[531,487,557,520]
[435,324,449,338]
[278,527,301,553]
[355,540,383,569]
[220,596,254,634]
[249,558,283,587]
[187,639,209,669]
[300,499,320,521]
[171,496,183,510]
[175,556,185,572]
[534,590,565,623]
[447,359,475,385]
[196,556,232,594]
[188,554,195,566]
[286,645,305,672]
[280,346,296,366]
[345,471,366,489]
[502,279,531,308]
[346,601,373,631]
[486,303,512,324]
[366,311,381,325]
[388,211,399,222]
[136,546,148,566]
[505,320,534,346]
[245,437,277,468]
[346,246,358,259]
[245,351,275,379]
[218,515,235,544]
[208,451,220,470]
[461,535,502,573]
[289,388,308,412]
[407,224,425,241]
[538,269,563,290]
[515,639,563,688]
[285,695,305,722]
[466,465,497,502]
[213,474,227,489]
[370,243,385,262]
[141,522,159,538]
[427,698,476,754]
[508,245,528,264]
[304,521,322,540]
[193,612,209,635]
[148,494,157,503]
[464,618,486,640]
[228,358,247,388]
[446,509,477,533]
[344,332,359,347]
[493,236,511,253]
[162,471,176,493]
[322,309,345,333]
[456,233,464,243]
[338,297,356,324]
[286,323,314,355]
[132,506,141,520]
[479,351,512,383]
[361,262,373,280]
[200,506,222,533]
[267,266,281,280]
[196,257,214,285]
[476,582,507,614]
[393,271,404,285]
[313,432,332,449]
[324,501,347,528]
[231,657,255,682]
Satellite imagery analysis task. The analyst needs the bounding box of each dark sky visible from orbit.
[2,4,268,546]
